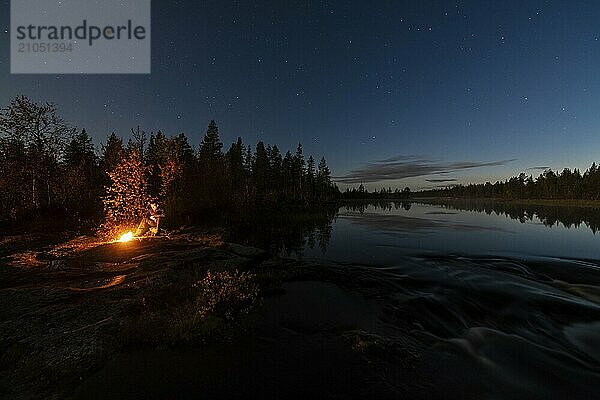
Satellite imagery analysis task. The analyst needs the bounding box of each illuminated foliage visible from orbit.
[101,149,149,235]
[195,270,259,320]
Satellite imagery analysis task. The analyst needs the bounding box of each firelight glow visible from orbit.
[118,231,134,242]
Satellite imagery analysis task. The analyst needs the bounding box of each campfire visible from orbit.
[118,231,134,243]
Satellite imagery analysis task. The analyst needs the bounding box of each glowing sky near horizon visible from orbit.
[1,0,600,190]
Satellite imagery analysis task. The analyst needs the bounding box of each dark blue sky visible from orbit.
[2,1,600,189]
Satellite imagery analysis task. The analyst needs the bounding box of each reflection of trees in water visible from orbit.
[225,206,338,256]
[416,199,600,233]
[342,199,600,233]
[226,197,600,256]
[342,200,412,214]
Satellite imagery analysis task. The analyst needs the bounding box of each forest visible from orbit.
[0,96,339,232]
[418,167,600,200]
[339,166,600,202]
[341,184,412,200]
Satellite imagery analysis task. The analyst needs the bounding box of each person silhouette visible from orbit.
[135,200,165,236]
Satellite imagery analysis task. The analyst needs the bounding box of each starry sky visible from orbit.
[2,0,600,190]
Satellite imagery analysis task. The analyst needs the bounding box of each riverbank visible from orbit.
[71,278,418,399]
[0,229,281,398]
[0,228,418,399]
[411,197,600,209]
[4,216,600,400]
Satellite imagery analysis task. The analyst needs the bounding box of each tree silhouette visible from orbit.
[60,129,102,223]
[100,132,125,174]
[196,120,225,208]
[0,96,74,212]
[416,165,600,201]
[0,96,339,230]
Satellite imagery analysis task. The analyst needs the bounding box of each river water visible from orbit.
[303,201,600,262]
[296,201,600,399]
[77,201,600,399]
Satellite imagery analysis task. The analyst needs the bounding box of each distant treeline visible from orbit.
[0,96,338,230]
[418,167,600,200]
[341,184,412,200]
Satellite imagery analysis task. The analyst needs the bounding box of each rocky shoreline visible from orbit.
[0,229,418,399]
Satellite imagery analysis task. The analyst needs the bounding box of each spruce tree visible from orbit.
[101,133,125,173]
[198,120,224,163]
[317,157,332,199]
[254,141,268,202]
[61,129,101,222]
[196,120,225,207]
[293,143,305,200]
[306,155,316,201]
[226,137,245,206]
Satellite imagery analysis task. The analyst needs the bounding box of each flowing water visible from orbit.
[296,201,600,399]
[78,201,600,399]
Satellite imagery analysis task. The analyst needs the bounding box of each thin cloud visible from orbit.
[374,154,432,163]
[425,178,458,183]
[334,156,516,184]
[526,166,551,171]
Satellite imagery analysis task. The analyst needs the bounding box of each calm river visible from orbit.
[297,200,600,399]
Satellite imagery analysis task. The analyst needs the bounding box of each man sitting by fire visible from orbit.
[135,200,165,236]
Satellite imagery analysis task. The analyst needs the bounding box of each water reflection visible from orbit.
[225,201,600,398]
[415,198,600,233]
[227,200,600,258]
[340,212,511,234]
[224,206,337,256]
[343,200,413,213]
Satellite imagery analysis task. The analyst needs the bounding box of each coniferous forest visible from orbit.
[4,95,600,234]
[339,167,600,202]
[418,168,600,200]
[0,96,339,232]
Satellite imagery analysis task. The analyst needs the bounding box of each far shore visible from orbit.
[341,197,600,209]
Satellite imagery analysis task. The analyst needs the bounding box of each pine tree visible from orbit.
[61,129,101,222]
[306,155,316,201]
[293,143,305,200]
[282,151,294,201]
[316,157,332,200]
[254,141,268,203]
[226,137,246,206]
[267,144,282,201]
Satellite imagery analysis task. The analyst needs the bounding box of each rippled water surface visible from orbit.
[300,202,600,399]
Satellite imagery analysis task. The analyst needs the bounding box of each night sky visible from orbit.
[2,1,600,190]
